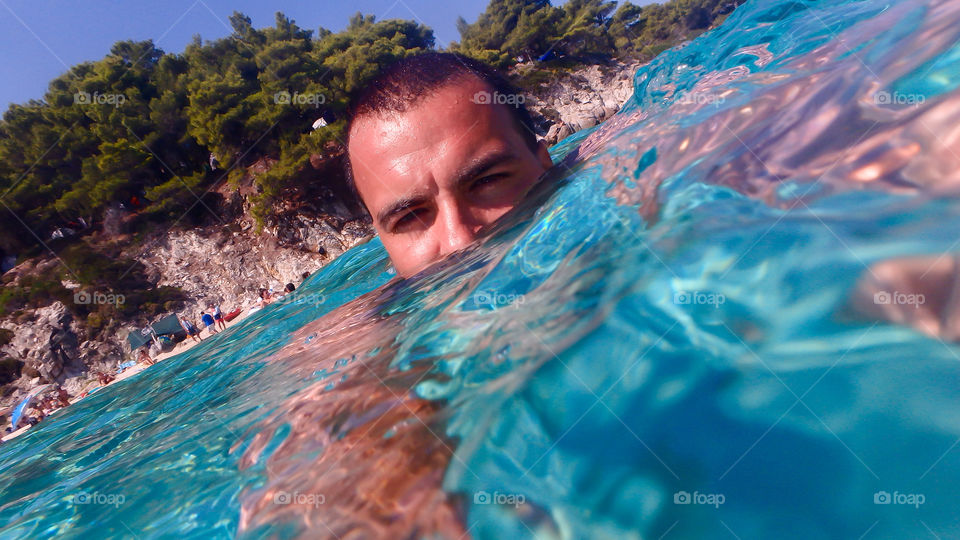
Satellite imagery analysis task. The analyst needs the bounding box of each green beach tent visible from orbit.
[125,314,186,350]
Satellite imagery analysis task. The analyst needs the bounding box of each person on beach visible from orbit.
[180,316,202,342]
[284,283,295,293]
[137,347,154,366]
[41,398,55,416]
[31,403,46,422]
[258,288,273,308]
[149,339,162,359]
[200,311,217,335]
[54,385,70,407]
[212,304,226,330]
[345,52,553,277]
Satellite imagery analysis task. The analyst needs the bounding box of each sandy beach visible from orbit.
[1,307,258,443]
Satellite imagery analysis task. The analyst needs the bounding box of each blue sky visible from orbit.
[0,0,495,108]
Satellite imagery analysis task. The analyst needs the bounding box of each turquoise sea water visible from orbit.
[4,0,960,537]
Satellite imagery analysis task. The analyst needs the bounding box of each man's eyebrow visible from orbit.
[452,149,519,188]
[377,194,431,227]
[375,150,520,227]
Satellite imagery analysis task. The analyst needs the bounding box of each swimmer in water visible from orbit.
[240,52,559,537]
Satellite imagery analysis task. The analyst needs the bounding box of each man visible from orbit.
[180,316,202,343]
[200,311,217,335]
[212,304,226,331]
[346,52,554,277]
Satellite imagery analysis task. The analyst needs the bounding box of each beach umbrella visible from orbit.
[9,384,53,431]
[127,325,153,351]
[150,314,185,337]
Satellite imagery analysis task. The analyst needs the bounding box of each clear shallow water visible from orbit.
[4,0,960,537]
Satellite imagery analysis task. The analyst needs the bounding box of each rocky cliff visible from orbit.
[0,154,374,418]
[522,61,642,144]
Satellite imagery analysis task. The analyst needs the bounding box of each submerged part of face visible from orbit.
[348,76,553,277]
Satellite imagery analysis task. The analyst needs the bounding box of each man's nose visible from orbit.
[438,201,483,256]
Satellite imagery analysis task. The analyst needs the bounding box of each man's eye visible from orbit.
[394,209,425,230]
[472,174,507,190]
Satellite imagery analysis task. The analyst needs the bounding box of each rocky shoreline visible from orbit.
[523,60,642,145]
[0,60,642,420]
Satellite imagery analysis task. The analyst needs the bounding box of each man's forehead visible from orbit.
[348,78,495,150]
[347,79,516,193]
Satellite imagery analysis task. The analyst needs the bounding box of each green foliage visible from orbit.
[0,11,434,251]
[452,0,742,65]
[451,0,560,67]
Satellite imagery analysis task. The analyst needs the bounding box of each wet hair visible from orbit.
[344,52,539,204]
[285,283,295,293]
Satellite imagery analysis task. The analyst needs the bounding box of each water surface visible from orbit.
[3,0,960,537]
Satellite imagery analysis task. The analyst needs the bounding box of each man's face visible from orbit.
[348,77,553,277]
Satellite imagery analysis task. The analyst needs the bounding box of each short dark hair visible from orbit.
[344,52,538,205]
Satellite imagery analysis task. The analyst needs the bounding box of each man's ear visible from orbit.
[536,140,553,169]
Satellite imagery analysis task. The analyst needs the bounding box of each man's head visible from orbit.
[346,52,553,277]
